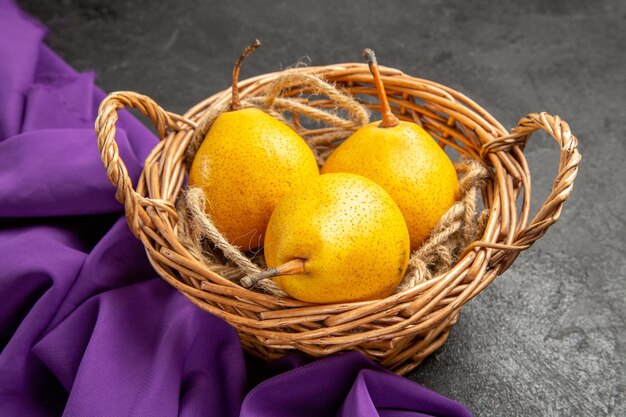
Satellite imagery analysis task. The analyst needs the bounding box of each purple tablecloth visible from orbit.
[0,1,472,415]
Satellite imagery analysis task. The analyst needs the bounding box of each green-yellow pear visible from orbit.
[322,49,459,250]
[242,173,410,303]
[189,40,319,251]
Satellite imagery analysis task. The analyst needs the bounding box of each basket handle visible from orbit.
[94,91,194,237]
[481,112,581,251]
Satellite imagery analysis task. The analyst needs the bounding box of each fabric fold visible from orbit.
[0,0,46,139]
[0,129,146,217]
[242,353,471,417]
[21,71,96,131]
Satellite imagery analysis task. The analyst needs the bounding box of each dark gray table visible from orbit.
[18,0,625,415]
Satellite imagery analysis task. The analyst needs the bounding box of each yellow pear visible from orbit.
[189,40,319,251]
[242,173,410,303]
[322,49,459,249]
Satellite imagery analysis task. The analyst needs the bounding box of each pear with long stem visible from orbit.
[322,48,459,250]
[189,40,319,251]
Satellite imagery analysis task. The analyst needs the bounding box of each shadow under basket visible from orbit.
[95,64,581,375]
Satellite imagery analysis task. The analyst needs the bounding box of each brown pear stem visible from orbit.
[362,48,399,128]
[231,39,262,111]
[240,258,305,289]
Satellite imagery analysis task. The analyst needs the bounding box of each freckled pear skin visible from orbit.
[322,121,459,249]
[188,108,319,251]
[264,173,410,303]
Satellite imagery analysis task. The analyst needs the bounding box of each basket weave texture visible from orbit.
[95,64,581,375]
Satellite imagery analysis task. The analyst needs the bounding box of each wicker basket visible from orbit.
[95,64,580,375]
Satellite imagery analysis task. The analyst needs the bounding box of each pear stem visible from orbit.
[362,48,399,128]
[231,39,262,111]
[240,258,306,289]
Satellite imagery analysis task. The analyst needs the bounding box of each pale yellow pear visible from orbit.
[322,49,458,249]
[189,108,319,251]
[188,41,319,251]
[261,173,410,303]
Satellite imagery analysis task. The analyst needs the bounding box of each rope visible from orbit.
[398,160,489,290]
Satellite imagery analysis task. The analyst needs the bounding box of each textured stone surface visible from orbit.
[17,0,625,415]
